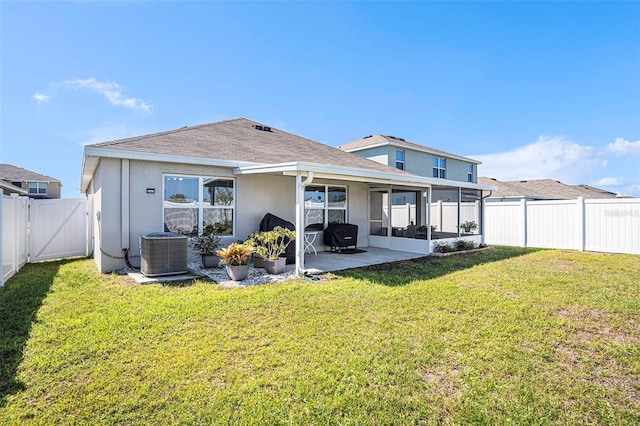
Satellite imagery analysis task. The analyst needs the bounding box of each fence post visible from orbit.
[577,197,585,252]
[11,194,19,275]
[520,199,527,247]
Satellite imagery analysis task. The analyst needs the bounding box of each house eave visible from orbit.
[80,147,261,193]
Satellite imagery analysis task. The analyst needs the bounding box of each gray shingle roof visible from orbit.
[479,177,621,200]
[0,164,61,183]
[338,134,481,164]
[88,118,411,176]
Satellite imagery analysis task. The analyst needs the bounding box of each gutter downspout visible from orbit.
[480,190,493,244]
[121,159,130,251]
[295,172,314,275]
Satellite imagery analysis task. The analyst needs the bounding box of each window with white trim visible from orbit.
[432,157,446,179]
[163,175,235,236]
[467,164,473,182]
[395,149,405,170]
[304,185,347,230]
[28,182,47,195]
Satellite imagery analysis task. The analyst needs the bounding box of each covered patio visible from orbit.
[235,161,494,275]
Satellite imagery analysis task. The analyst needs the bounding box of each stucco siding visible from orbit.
[90,158,123,273]
[90,159,372,272]
[351,146,476,183]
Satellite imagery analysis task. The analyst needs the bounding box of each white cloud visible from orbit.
[472,135,597,184]
[67,77,152,113]
[33,92,50,103]
[593,177,625,187]
[607,137,640,156]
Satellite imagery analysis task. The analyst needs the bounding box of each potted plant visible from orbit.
[250,226,296,274]
[216,242,254,281]
[460,220,478,234]
[193,233,222,268]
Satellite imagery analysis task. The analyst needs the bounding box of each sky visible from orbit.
[1,1,639,198]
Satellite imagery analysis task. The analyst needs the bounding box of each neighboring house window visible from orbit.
[304,185,347,230]
[28,182,47,195]
[163,175,234,236]
[467,165,473,182]
[432,158,446,179]
[395,149,405,170]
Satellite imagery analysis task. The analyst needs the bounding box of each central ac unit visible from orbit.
[140,232,188,277]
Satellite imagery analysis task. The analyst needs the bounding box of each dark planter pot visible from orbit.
[225,264,249,281]
[252,254,265,268]
[201,254,221,268]
[263,257,286,275]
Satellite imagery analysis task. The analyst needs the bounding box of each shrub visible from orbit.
[193,233,222,256]
[454,239,476,251]
[433,239,477,253]
[433,241,455,253]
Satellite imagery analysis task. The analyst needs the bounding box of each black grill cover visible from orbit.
[259,213,295,263]
[324,223,358,250]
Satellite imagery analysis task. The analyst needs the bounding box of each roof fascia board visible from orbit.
[236,161,496,191]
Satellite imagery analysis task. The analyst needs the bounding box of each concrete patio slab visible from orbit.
[302,247,426,274]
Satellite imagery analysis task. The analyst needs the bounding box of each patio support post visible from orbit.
[457,186,462,237]
[295,172,314,275]
[427,187,432,243]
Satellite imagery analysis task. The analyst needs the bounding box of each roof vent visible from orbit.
[254,124,272,132]
[363,135,372,139]
[387,135,405,141]
[255,125,263,130]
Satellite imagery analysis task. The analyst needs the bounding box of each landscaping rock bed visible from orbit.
[189,262,297,287]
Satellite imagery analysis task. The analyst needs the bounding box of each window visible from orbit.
[395,149,405,170]
[163,175,234,236]
[304,185,347,230]
[432,158,446,179]
[11,181,22,188]
[467,164,473,182]
[28,182,47,194]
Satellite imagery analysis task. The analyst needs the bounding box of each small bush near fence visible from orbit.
[433,239,477,253]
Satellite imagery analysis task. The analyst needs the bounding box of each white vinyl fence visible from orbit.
[1,195,29,284]
[1,195,91,286]
[484,198,640,254]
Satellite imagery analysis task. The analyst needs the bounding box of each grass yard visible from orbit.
[1,247,639,425]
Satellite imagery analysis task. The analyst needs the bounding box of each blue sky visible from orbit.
[2,1,639,198]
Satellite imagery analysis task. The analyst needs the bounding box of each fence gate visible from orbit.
[29,198,90,262]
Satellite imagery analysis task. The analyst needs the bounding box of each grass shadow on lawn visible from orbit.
[0,260,63,407]
[336,246,541,286]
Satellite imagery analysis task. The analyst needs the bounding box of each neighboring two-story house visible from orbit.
[0,164,62,198]
[339,134,487,242]
[338,134,480,183]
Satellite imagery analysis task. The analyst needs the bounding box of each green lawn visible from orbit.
[1,247,639,425]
